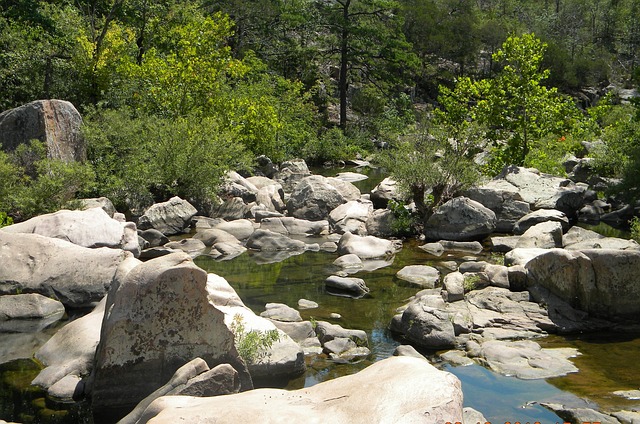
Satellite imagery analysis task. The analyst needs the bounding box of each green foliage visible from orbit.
[230,314,280,364]
[387,199,415,235]
[630,216,640,243]
[0,140,95,221]
[302,127,368,165]
[83,108,251,213]
[110,13,318,162]
[481,33,582,173]
[378,109,482,223]
[0,212,12,228]
[591,101,640,201]
[463,274,481,292]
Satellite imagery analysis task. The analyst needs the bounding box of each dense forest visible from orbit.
[1,0,639,226]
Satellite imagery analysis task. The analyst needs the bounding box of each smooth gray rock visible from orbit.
[497,166,586,215]
[164,238,206,257]
[119,358,240,424]
[442,272,465,302]
[418,242,444,256]
[325,275,370,298]
[286,175,360,221]
[393,344,426,359]
[139,229,169,248]
[260,303,302,322]
[515,221,563,249]
[0,99,85,162]
[79,197,116,217]
[134,356,464,424]
[270,321,315,343]
[332,253,363,269]
[563,226,605,248]
[32,298,107,399]
[425,197,496,242]
[314,321,368,346]
[465,180,530,233]
[1,207,140,257]
[91,253,250,418]
[565,237,640,251]
[137,197,197,236]
[399,300,456,349]
[365,208,399,238]
[209,197,251,220]
[193,228,240,247]
[214,219,255,240]
[526,248,640,319]
[475,340,579,379]
[0,232,136,308]
[513,208,570,234]
[329,200,373,235]
[0,294,65,333]
[370,177,402,208]
[297,299,319,310]
[337,231,400,259]
[396,265,440,289]
[541,403,621,424]
[246,229,306,251]
[323,337,371,362]
[490,235,520,252]
[259,216,328,236]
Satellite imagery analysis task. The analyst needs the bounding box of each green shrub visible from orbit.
[230,314,280,364]
[630,217,640,243]
[0,212,12,227]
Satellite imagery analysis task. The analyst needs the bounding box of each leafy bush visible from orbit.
[83,108,252,214]
[0,212,12,227]
[0,140,95,221]
[230,314,280,364]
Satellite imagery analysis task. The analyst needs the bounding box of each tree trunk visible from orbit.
[339,0,350,130]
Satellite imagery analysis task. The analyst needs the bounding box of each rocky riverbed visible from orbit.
[1,159,640,423]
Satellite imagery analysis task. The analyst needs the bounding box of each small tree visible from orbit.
[480,33,580,173]
[379,83,483,226]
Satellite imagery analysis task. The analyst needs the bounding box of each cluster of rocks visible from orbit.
[3,108,640,422]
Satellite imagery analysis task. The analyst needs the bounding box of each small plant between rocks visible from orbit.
[230,314,280,364]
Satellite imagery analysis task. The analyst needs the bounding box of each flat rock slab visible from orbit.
[396,265,440,288]
[260,303,302,322]
[476,340,579,379]
[0,294,65,333]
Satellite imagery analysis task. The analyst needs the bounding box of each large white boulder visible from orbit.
[91,253,251,418]
[286,175,360,221]
[137,197,197,236]
[0,232,136,307]
[135,356,464,424]
[1,207,140,256]
[424,197,496,241]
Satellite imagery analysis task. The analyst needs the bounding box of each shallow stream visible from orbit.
[1,166,639,423]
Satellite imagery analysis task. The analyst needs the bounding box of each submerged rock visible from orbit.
[0,294,65,333]
[324,275,370,298]
[396,265,440,289]
[474,340,579,379]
